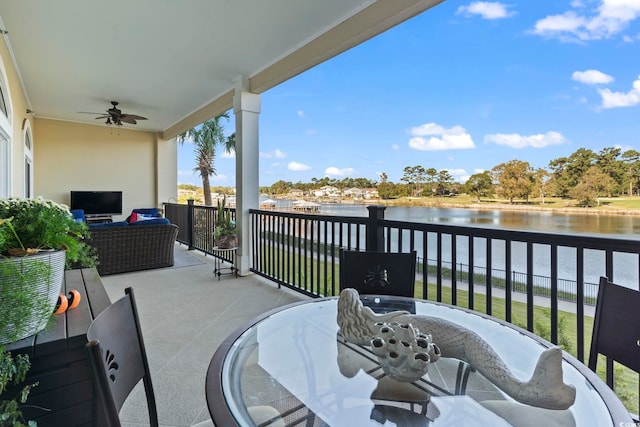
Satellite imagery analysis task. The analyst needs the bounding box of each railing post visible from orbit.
[366,205,386,252]
[187,199,195,250]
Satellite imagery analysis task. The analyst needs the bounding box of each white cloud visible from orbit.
[598,75,640,108]
[445,168,468,177]
[484,131,567,148]
[325,166,354,177]
[260,149,287,158]
[288,161,312,171]
[392,144,400,150]
[221,150,235,158]
[572,69,615,84]
[306,129,318,135]
[408,123,476,151]
[456,2,514,19]
[297,110,304,118]
[473,168,488,174]
[532,0,640,41]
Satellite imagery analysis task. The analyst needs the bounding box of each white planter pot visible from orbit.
[0,250,66,344]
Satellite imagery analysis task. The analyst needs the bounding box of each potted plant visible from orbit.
[214,196,237,249]
[0,197,95,344]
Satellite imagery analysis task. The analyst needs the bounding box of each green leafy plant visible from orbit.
[213,196,236,242]
[0,347,37,427]
[0,197,97,426]
[0,197,95,267]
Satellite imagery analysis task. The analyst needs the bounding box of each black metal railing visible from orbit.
[247,206,640,363]
[164,200,236,263]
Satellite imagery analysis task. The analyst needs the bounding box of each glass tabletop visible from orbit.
[209,296,629,426]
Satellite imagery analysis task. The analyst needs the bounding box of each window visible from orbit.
[0,57,12,197]
[24,129,32,198]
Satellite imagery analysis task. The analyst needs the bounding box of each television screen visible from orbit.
[70,191,123,215]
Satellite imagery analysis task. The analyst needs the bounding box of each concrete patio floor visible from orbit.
[99,243,309,427]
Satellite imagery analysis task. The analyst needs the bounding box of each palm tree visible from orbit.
[177,113,235,206]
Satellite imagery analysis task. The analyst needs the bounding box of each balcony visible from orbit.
[96,203,640,424]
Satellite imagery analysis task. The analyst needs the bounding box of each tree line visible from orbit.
[262,147,640,207]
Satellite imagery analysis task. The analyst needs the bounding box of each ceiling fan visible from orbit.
[80,101,148,126]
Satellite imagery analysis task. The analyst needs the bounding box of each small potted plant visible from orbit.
[0,197,95,344]
[214,196,237,249]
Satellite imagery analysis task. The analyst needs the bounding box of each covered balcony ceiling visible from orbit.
[0,0,443,139]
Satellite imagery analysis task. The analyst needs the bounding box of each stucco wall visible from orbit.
[33,119,177,221]
[0,35,33,197]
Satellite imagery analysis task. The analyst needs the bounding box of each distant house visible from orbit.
[343,187,379,199]
[288,189,305,198]
[314,185,339,198]
[364,188,379,199]
[343,187,365,198]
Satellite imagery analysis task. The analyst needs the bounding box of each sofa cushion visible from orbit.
[89,221,129,228]
[127,208,161,223]
[70,209,85,223]
[129,217,170,226]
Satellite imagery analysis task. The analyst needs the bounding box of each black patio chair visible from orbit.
[85,287,215,427]
[339,249,417,298]
[588,276,640,420]
[86,287,284,427]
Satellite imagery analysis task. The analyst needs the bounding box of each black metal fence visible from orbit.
[164,200,236,264]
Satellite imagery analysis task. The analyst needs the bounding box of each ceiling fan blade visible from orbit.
[78,111,105,115]
[119,116,138,124]
[94,115,109,120]
[121,114,147,121]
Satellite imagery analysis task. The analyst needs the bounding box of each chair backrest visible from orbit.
[85,287,158,427]
[339,249,417,297]
[589,277,640,393]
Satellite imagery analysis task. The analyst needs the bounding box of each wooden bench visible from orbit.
[3,268,111,426]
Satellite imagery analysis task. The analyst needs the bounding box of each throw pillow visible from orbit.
[136,214,154,221]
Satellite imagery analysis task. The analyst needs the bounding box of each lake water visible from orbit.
[301,203,640,239]
[265,199,640,289]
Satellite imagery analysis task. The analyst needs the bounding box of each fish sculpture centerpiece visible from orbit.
[336,288,576,410]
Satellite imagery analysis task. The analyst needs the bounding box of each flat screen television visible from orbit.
[70,191,123,216]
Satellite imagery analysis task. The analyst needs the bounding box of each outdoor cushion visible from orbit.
[128,217,170,226]
[128,212,155,223]
[127,208,161,223]
[70,209,85,223]
[88,221,129,228]
[133,207,161,216]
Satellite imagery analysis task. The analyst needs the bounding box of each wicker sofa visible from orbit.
[87,222,179,275]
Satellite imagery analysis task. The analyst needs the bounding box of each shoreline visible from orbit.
[279,197,640,217]
[374,200,640,216]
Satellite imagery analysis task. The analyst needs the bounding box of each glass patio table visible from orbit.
[206,296,632,426]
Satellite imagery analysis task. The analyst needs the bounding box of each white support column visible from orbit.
[233,77,260,275]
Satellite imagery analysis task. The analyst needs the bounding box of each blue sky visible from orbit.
[178,0,640,188]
